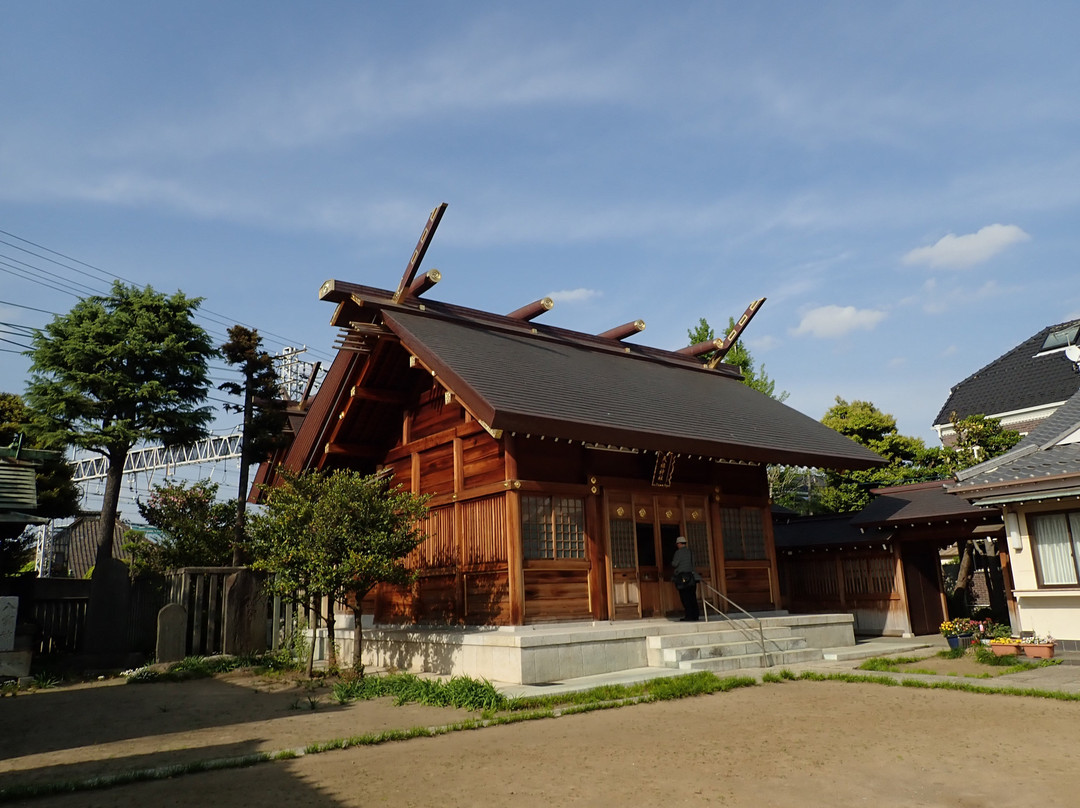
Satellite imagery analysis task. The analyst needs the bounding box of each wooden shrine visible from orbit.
[256,205,882,626]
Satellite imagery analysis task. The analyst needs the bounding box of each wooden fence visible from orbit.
[4,569,317,664]
[0,575,164,657]
[165,566,245,657]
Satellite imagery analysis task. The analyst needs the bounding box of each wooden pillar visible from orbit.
[762,504,781,610]
[504,435,525,625]
[835,554,846,609]
[892,542,912,636]
[452,435,466,620]
[709,494,727,599]
[585,479,608,619]
[998,537,1020,630]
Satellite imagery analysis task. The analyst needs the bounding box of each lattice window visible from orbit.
[609,518,636,569]
[841,557,894,595]
[789,558,839,599]
[686,521,710,568]
[522,495,586,560]
[721,507,767,561]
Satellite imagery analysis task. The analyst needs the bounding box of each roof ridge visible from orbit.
[325,278,746,379]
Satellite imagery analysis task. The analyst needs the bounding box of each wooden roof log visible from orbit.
[507,297,554,321]
[597,320,646,341]
[393,202,448,302]
[678,337,723,357]
[709,297,766,367]
[333,330,375,353]
[404,268,441,300]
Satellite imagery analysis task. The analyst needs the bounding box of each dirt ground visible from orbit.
[2,659,1078,808]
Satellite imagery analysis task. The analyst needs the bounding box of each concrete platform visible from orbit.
[360,612,858,685]
[492,633,1080,699]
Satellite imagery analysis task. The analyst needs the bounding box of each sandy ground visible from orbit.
[2,661,1078,808]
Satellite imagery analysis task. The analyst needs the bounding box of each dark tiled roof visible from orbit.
[950,389,1080,493]
[383,309,884,470]
[773,514,881,549]
[850,481,992,526]
[55,514,132,579]
[934,319,1080,427]
[1012,386,1080,450]
[952,443,1080,491]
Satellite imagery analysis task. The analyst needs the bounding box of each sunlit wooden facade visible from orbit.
[257,254,882,626]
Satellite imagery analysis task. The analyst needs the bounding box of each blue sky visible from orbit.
[3,1,1080,465]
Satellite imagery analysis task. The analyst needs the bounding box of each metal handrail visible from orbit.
[697,580,775,666]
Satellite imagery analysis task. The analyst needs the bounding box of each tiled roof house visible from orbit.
[934,319,1080,445]
[948,387,1080,649]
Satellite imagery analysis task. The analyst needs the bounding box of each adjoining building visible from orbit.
[948,388,1080,650]
[776,482,1005,638]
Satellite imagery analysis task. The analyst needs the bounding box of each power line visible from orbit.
[0,299,58,315]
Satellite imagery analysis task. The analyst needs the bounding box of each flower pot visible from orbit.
[946,633,973,650]
[1021,642,1055,659]
[990,644,1020,656]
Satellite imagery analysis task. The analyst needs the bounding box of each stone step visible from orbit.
[678,646,824,673]
[660,636,808,665]
[647,626,796,650]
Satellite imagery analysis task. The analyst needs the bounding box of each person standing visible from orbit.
[671,536,699,622]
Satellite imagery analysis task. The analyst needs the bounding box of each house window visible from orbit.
[522,495,586,560]
[1040,325,1080,352]
[721,507,767,561]
[1030,511,1080,586]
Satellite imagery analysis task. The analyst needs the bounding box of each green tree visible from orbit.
[938,413,1020,609]
[24,282,216,650]
[816,397,945,513]
[24,282,216,563]
[219,325,287,565]
[687,316,788,402]
[941,412,1021,474]
[124,480,235,576]
[249,468,429,672]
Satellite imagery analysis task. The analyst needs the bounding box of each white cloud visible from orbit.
[791,305,887,338]
[921,279,1002,315]
[548,288,602,304]
[902,224,1030,270]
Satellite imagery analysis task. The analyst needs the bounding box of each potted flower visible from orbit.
[988,636,1022,656]
[1019,635,1055,659]
[940,618,978,650]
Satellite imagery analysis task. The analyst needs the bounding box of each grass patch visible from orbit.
[769,669,1080,701]
[506,671,756,712]
[125,651,305,684]
[856,649,1059,678]
[331,672,508,712]
[858,655,926,672]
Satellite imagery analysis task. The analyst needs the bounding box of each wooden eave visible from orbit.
[948,471,1080,501]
